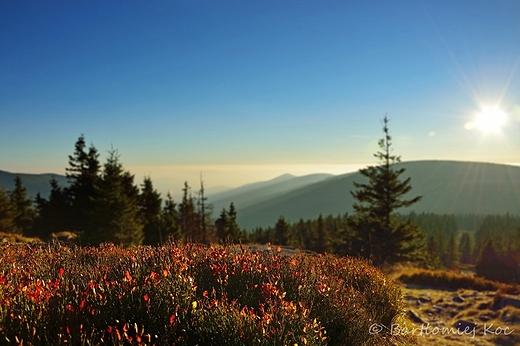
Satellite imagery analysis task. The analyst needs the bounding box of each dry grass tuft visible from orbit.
[391,265,520,295]
[0,232,43,244]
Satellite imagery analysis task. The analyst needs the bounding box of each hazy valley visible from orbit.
[2,160,519,231]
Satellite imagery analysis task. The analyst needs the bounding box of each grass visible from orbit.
[389,264,520,346]
[389,264,520,295]
[0,232,43,244]
[0,241,413,345]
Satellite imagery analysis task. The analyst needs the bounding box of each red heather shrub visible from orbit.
[0,241,409,345]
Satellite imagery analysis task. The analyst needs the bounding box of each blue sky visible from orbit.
[0,1,519,196]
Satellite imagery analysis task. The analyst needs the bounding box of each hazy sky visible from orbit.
[1,1,519,196]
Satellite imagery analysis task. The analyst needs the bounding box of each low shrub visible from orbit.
[0,241,411,345]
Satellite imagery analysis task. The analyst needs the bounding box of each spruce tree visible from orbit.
[475,239,509,282]
[138,177,162,245]
[312,214,330,253]
[179,182,200,242]
[474,214,520,259]
[215,208,229,243]
[425,235,444,269]
[216,203,241,243]
[459,232,473,264]
[0,187,16,233]
[288,219,306,249]
[273,216,290,246]
[90,150,143,246]
[65,135,100,235]
[9,176,36,235]
[227,203,240,240]
[443,232,459,268]
[250,227,268,245]
[435,230,447,265]
[160,193,181,242]
[331,215,354,256]
[197,176,211,244]
[350,116,424,264]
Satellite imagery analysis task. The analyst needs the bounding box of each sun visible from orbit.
[465,107,507,134]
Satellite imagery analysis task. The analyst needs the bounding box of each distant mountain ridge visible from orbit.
[208,173,333,214]
[0,171,69,199]
[2,161,518,231]
[217,161,519,230]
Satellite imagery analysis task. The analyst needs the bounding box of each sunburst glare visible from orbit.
[465,107,508,134]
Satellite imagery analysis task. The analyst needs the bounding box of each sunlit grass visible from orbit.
[0,232,43,244]
[392,265,519,294]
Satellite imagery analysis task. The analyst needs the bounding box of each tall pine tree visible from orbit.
[216,203,241,243]
[459,232,473,264]
[443,232,459,268]
[138,176,162,245]
[273,216,290,246]
[0,187,16,233]
[312,214,330,253]
[197,176,211,244]
[160,192,182,242]
[90,150,143,246]
[65,135,100,236]
[425,234,444,269]
[179,182,199,242]
[9,176,36,235]
[350,116,424,264]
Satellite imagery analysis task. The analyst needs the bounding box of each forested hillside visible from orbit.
[2,131,519,284]
[3,161,518,233]
[231,161,520,229]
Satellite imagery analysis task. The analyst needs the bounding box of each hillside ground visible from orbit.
[387,265,520,346]
[2,234,518,345]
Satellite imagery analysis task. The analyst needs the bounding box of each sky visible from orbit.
[0,0,519,197]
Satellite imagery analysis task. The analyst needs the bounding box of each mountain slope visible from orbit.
[2,161,518,231]
[0,171,69,199]
[236,161,520,229]
[208,173,333,213]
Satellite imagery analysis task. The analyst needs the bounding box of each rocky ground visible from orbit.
[399,285,520,346]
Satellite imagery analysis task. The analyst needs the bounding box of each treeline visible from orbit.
[405,212,520,281]
[247,212,520,278]
[0,136,219,246]
[1,126,426,267]
[473,214,520,283]
[1,126,519,284]
[3,118,429,268]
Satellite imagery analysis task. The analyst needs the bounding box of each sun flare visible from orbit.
[465,107,507,133]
